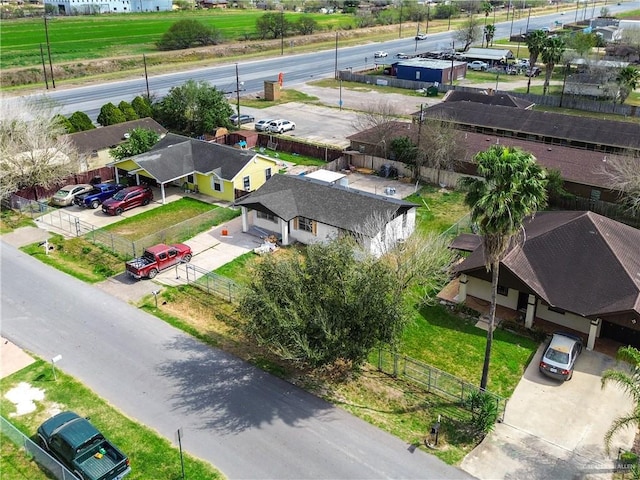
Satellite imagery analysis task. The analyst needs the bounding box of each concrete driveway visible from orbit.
[461,344,635,480]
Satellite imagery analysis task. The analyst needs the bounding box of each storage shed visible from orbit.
[395,58,466,84]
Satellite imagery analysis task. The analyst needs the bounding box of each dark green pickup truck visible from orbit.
[37,411,131,480]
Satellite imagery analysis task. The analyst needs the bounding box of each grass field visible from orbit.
[0,10,354,69]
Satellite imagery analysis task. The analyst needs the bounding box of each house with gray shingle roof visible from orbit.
[451,211,640,350]
[112,133,279,204]
[235,174,417,257]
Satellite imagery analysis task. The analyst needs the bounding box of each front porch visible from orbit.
[438,277,624,358]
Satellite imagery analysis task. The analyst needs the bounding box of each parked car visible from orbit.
[37,411,131,480]
[539,332,583,381]
[415,33,428,40]
[50,184,94,207]
[229,113,255,126]
[526,66,542,77]
[468,60,489,71]
[395,53,410,59]
[74,183,126,209]
[374,51,388,58]
[255,118,274,132]
[101,185,153,216]
[267,119,296,134]
[126,243,192,279]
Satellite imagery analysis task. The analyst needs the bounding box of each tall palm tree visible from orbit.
[524,30,547,93]
[541,35,566,95]
[601,346,640,454]
[484,24,496,48]
[459,146,548,390]
[616,66,640,104]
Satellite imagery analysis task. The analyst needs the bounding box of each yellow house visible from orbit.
[112,133,279,204]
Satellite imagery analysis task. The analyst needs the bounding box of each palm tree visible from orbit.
[541,35,566,95]
[524,30,547,94]
[459,146,548,391]
[601,346,640,454]
[616,66,640,104]
[484,24,496,48]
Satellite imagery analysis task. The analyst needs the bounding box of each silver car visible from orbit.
[539,332,583,381]
[50,184,94,207]
[255,118,274,132]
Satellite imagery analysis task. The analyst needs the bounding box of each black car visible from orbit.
[229,114,255,126]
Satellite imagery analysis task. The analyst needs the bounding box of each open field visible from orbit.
[0,10,354,69]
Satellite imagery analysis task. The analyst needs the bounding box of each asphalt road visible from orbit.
[11,2,636,121]
[0,241,475,480]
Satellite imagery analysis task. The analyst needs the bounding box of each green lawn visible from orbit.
[0,361,223,480]
[0,11,354,69]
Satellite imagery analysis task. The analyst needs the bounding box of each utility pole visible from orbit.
[399,1,403,38]
[143,54,150,100]
[450,41,455,86]
[334,31,338,79]
[280,9,284,56]
[235,63,241,117]
[44,16,55,88]
[40,44,49,89]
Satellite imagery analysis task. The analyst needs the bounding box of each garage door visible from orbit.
[601,321,640,347]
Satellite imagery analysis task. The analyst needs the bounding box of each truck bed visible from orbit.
[76,443,128,480]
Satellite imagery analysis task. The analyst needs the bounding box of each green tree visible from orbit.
[153,79,233,137]
[53,114,76,134]
[454,16,481,52]
[256,12,291,40]
[433,3,458,20]
[524,30,547,93]
[131,96,153,119]
[68,111,95,132]
[118,101,139,122]
[238,237,408,368]
[616,66,640,104]
[110,128,160,160]
[484,24,496,48]
[601,346,640,454]
[541,35,566,95]
[296,16,318,35]
[389,136,418,166]
[458,146,548,390]
[566,31,596,57]
[97,103,127,127]
[157,19,222,51]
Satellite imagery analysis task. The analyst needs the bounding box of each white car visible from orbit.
[395,53,410,59]
[268,119,296,134]
[468,60,489,71]
[255,118,274,132]
[374,51,388,58]
[415,33,428,41]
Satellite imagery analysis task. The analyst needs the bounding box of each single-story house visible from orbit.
[442,90,535,109]
[65,118,167,171]
[235,174,417,257]
[112,133,279,204]
[394,58,467,84]
[593,25,623,42]
[565,73,621,101]
[451,211,640,350]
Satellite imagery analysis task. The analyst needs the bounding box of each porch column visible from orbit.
[587,318,600,351]
[241,207,248,233]
[280,219,289,246]
[114,168,120,184]
[457,274,468,303]
[524,294,536,329]
[160,183,166,205]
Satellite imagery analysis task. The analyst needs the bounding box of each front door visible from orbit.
[517,292,529,312]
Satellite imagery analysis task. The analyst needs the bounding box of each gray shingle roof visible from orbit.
[443,90,534,109]
[235,174,416,234]
[125,133,257,183]
[420,102,640,151]
[456,211,640,317]
[65,118,167,154]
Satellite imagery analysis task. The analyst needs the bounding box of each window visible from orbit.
[265,168,272,181]
[497,285,509,296]
[548,305,566,315]
[297,216,314,233]
[212,178,223,192]
[257,211,276,223]
[187,174,194,183]
[243,176,251,191]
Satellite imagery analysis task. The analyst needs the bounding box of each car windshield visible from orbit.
[112,191,126,200]
[545,348,569,364]
[55,189,70,197]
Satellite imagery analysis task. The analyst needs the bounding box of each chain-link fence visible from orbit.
[375,349,507,422]
[182,263,242,304]
[1,416,78,480]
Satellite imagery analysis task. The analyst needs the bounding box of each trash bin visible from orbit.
[426,86,439,97]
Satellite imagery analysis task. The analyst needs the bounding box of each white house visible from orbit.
[235,174,417,257]
[47,0,172,15]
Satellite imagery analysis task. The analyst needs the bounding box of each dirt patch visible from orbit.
[4,382,45,416]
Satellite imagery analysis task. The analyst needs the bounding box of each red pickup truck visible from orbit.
[126,243,192,279]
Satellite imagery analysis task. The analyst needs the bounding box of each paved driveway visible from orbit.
[461,344,634,479]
